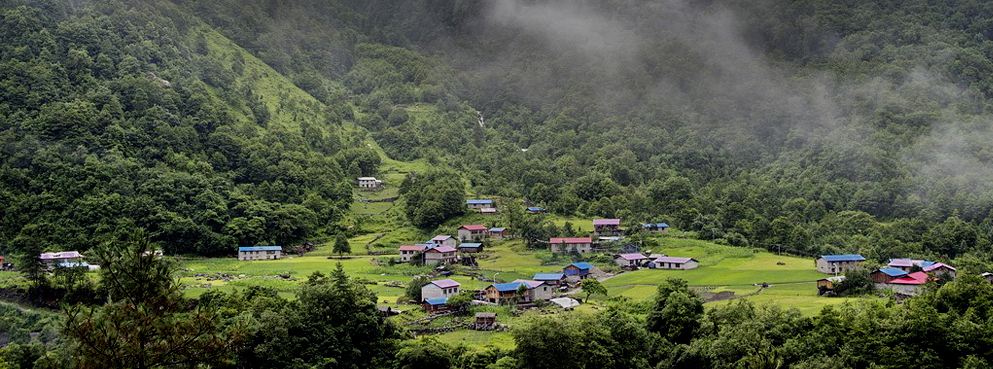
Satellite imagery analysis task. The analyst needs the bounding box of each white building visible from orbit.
[421,279,461,301]
[358,177,383,190]
[238,246,282,261]
[650,256,699,270]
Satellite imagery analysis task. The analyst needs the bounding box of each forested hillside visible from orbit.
[170,0,993,264]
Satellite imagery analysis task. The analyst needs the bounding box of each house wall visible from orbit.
[424,252,455,265]
[529,284,553,301]
[457,229,486,241]
[884,283,923,296]
[551,243,592,254]
[238,250,281,261]
[436,239,457,248]
[421,284,459,301]
[563,266,589,278]
[399,250,420,262]
[816,259,862,274]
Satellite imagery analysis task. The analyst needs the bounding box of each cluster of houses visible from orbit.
[398,224,508,265]
[816,254,961,296]
[418,261,597,312]
[547,218,670,255]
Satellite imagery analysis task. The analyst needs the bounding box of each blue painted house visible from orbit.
[563,262,593,279]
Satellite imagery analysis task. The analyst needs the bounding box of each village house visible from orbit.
[922,262,957,279]
[649,256,699,270]
[484,282,528,304]
[614,253,648,269]
[423,297,449,312]
[526,207,545,214]
[563,262,593,279]
[429,235,458,249]
[457,224,489,242]
[357,177,383,190]
[480,207,498,215]
[398,244,426,262]
[641,222,670,233]
[423,245,457,266]
[473,312,497,329]
[532,273,566,286]
[39,251,84,269]
[881,271,930,296]
[489,227,506,240]
[421,279,461,302]
[549,237,593,254]
[815,254,866,274]
[816,276,846,295]
[467,199,494,211]
[238,246,282,261]
[458,242,484,253]
[515,279,554,301]
[870,268,909,284]
[593,218,622,236]
[982,272,993,283]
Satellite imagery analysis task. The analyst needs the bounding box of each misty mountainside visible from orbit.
[3,0,993,263]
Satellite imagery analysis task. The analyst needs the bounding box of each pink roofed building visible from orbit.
[882,271,930,296]
[423,245,457,266]
[650,256,699,270]
[614,253,648,268]
[398,245,426,262]
[593,218,622,236]
[39,251,83,267]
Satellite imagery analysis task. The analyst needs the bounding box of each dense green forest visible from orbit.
[5,0,993,367]
[4,0,993,262]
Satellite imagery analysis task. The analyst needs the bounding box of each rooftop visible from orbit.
[593,218,621,226]
[398,245,426,252]
[458,243,483,249]
[489,227,506,232]
[568,262,593,270]
[821,254,866,262]
[549,237,592,244]
[425,297,449,305]
[425,246,456,253]
[654,256,696,264]
[460,224,488,231]
[467,199,494,205]
[617,253,648,260]
[39,251,82,260]
[876,267,909,277]
[431,279,460,289]
[533,273,565,280]
[491,282,525,292]
[238,246,282,252]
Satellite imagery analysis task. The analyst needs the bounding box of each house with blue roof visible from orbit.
[816,254,865,274]
[641,222,670,233]
[238,246,283,261]
[484,282,526,303]
[458,242,484,253]
[870,267,908,282]
[422,296,450,312]
[563,262,593,279]
[467,199,495,210]
[526,207,546,214]
[533,273,566,286]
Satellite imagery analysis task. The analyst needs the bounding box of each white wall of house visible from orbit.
[816,259,863,274]
[421,284,460,301]
[529,284,553,301]
[424,252,456,265]
[551,243,592,254]
[238,250,281,261]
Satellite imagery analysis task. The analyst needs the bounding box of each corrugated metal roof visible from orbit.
[425,297,449,305]
[467,199,494,205]
[431,279,460,288]
[888,258,914,267]
[238,246,282,252]
[489,227,506,232]
[821,254,865,262]
[460,224,488,231]
[593,218,621,226]
[549,237,592,244]
[39,251,82,260]
[923,262,956,272]
[877,268,908,277]
[458,243,483,249]
[425,246,456,253]
[491,282,525,292]
[655,256,695,263]
[617,253,647,260]
[568,262,593,270]
[533,273,565,280]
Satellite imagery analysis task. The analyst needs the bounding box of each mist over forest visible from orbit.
[4,0,993,368]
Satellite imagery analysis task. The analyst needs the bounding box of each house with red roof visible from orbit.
[593,218,622,236]
[423,245,457,266]
[421,279,461,302]
[398,244,426,262]
[614,253,648,269]
[457,224,489,242]
[549,237,593,254]
[922,262,956,279]
[882,271,930,296]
